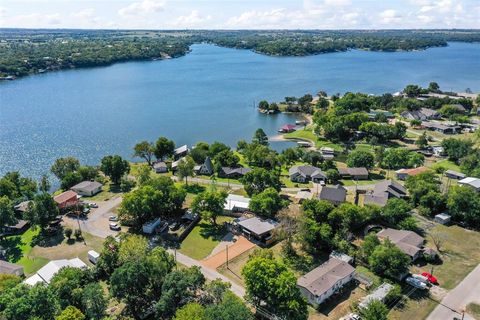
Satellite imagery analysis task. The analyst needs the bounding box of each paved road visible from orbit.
[168,249,246,298]
[77,197,123,238]
[427,263,480,320]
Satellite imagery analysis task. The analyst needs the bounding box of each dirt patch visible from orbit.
[202,236,256,269]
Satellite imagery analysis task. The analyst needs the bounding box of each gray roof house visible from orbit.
[317,185,347,205]
[194,156,214,176]
[0,260,24,276]
[297,257,355,306]
[445,170,466,180]
[218,167,252,179]
[70,181,103,197]
[364,180,407,208]
[377,228,424,261]
[174,145,189,160]
[401,108,440,121]
[236,217,278,245]
[289,165,327,183]
[338,167,369,180]
[458,177,480,192]
[153,161,168,173]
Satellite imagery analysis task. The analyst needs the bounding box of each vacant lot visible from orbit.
[179,216,234,260]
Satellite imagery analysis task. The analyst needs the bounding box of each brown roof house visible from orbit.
[377,228,425,261]
[338,167,369,180]
[297,257,355,306]
[395,166,430,181]
[53,190,78,209]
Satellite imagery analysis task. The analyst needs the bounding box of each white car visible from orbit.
[406,276,428,290]
[109,215,118,221]
[88,202,98,208]
[412,274,429,284]
[109,223,121,231]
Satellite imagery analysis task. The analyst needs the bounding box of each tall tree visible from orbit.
[51,157,80,180]
[81,283,107,320]
[24,193,59,230]
[191,190,227,225]
[56,306,85,320]
[133,141,155,166]
[249,188,287,218]
[240,168,281,197]
[39,175,51,193]
[154,137,175,160]
[0,196,17,230]
[369,239,410,279]
[177,156,195,186]
[252,128,269,146]
[100,155,130,184]
[359,300,389,320]
[346,150,375,169]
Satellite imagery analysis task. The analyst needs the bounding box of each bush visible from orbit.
[74,229,82,240]
[64,227,73,239]
[120,177,136,192]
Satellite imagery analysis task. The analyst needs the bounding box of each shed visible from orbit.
[88,250,100,264]
[142,218,162,234]
[224,194,250,213]
[434,213,451,225]
[359,283,394,309]
[153,161,168,173]
[445,170,465,180]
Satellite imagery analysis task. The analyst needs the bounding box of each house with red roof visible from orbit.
[278,124,296,133]
[53,190,78,209]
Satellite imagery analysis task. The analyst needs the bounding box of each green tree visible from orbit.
[133,141,155,166]
[359,234,380,262]
[118,234,149,264]
[177,156,195,186]
[381,198,412,226]
[135,164,152,186]
[0,196,17,230]
[100,155,130,185]
[39,175,51,193]
[81,283,107,320]
[428,82,440,92]
[49,266,87,309]
[191,190,227,225]
[24,193,59,230]
[0,171,37,200]
[213,149,239,171]
[447,186,480,228]
[241,168,281,196]
[64,227,73,240]
[56,306,85,320]
[415,131,429,149]
[61,171,82,190]
[51,157,80,180]
[0,274,21,292]
[95,236,120,276]
[441,138,474,163]
[347,150,375,169]
[154,137,175,160]
[403,84,422,97]
[369,239,410,279]
[190,142,210,164]
[252,128,269,146]
[174,303,205,320]
[249,187,287,218]
[359,300,389,320]
[156,267,205,319]
[204,291,253,320]
[242,255,308,320]
[208,142,230,158]
[77,166,99,181]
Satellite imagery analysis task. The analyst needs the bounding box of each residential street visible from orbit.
[427,263,480,320]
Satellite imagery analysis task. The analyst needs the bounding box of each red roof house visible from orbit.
[279,124,296,133]
[54,190,78,209]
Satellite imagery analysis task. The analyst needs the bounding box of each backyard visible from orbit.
[179,216,234,260]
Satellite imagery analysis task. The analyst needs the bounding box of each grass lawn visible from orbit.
[218,246,255,286]
[411,224,480,290]
[179,216,234,260]
[430,159,461,172]
[467,303,480,319]
[389,291,437,320]
[0,228,49,275]
[87,183,123,201]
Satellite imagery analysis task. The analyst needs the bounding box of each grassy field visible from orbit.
[467,303,480,319]
[429,159,461,172]
[389,291,437,320]
[283,128,343,151]
[179,216,234,260]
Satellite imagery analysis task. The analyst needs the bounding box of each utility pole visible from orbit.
[226,244,229,270]
[174,248,177,270]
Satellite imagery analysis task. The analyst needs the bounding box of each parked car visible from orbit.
[412,274,429,284]
[109,223,121,231]
[421,272,439,285]
[169,222,179,231]
[109,215,118,221]
[88,202,98,208]
[340,313,360,320]
[406,276,428,290]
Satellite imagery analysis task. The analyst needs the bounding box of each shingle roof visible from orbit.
[338,167,369,177]
[318,185,347,203]
[297,258,355,297]
[237,217,278,236]
[373,180,407,198]
[377,228,424,258]
[174,145,188,155]
[364,194,389,207]
[71,180,102,193]
[153,162,167,169]
[0,260,24,275]
[289,165,326,179]
[53,190,78,204]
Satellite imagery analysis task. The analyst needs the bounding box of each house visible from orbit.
[432,146,445,157]
[373,180,407,199]
[297,257,356,306]
[235,217,278,245]
[171,157,186,172]
[363,194,389,207]
[401,108,440,121]
[0,260,24,276]
[142,218,162,234]
[422,121,461,134]
[329,251,354,264]
[24,258,87,285]
[434,213,451,225]
[445,170,466,180]
[338,167,369,180]
[395,167,430,180]
[1,220,30,236]
[194,156,214,176]
[368,110,394,120]
[153,161,168,173]
[224,194,251,213]
[377,228,424,261]
[320,147,335,160]
[174,145,189,160]
[317,185,347,205]
[295,191,314,203]
[278,124,296,133]
[14,200,32,213]
[53,190,78,209]
[458,177,480,192]
[218,167,251,179]
[447,104,467,113]
[359,283,394,309]
[289,165,327,183]
[71,180,102,197]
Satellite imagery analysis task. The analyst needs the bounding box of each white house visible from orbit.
[458,177,480,192]
[224,194,250,213]
[153,162,168,173]
[24,258,87,285]
[297,257,355,306]
[71,181,103,197]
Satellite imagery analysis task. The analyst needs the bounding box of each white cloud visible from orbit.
[6,13,62,27]
[118,0,165,17]
[0,7,7,18]
[173,10,211,28]
[73,8,95,19]
[379,9,402,24]
[226,8,287,29]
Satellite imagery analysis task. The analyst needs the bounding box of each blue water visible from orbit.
[1,42,480,180]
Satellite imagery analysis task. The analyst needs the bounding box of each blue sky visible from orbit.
[1,0,479,29]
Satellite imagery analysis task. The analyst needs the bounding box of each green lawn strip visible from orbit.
[179,216,234,260]
[430,159,461,172]
[466,303,480,319]
[411,225,480,290]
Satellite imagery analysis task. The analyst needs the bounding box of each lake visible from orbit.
[1,42,480,180]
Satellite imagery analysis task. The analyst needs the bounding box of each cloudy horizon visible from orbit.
[1,0,479,30]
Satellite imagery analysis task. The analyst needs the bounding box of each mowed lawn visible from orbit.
[1,227,105,276]
[179,216,234,260]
